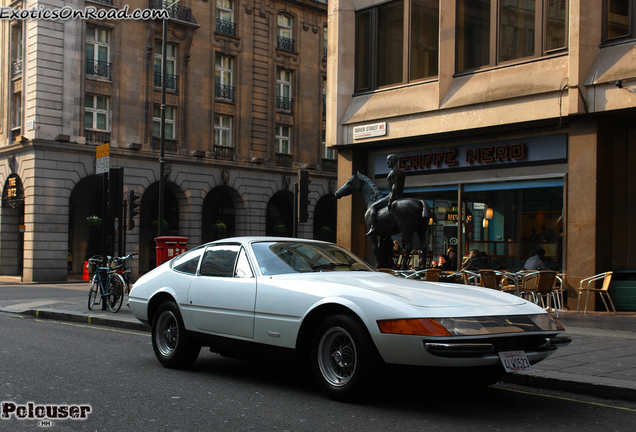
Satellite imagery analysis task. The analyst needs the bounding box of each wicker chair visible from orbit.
[576,271,615,314]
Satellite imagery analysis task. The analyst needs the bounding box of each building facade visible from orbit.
[328,0,636,310]
[0,0,334,281]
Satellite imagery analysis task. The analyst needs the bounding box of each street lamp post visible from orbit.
[158,1,180,237]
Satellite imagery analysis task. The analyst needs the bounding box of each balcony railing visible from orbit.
[323,45,327,61]
[277,36,295,52]
[12,58,22,77]
[91,0,113,5]
[149,0,197,24]
[322,158,337,172]
[275,153,292,167]
[85,129,111,145]
[152,137,178,153]
[276,96,293,113]
[214,145,234,160]
[215,84,235,103]
[86,59,112,81]
[216,19,236,37]
[154,71,179,91]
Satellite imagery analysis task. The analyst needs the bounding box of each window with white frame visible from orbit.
[215,55,234,101]
[86,25,111,79]
[323,25,328,60]
[214,115,233,148]
[322,76,327,119]
[216,0,236,36]
[153,104,177,139]
[276,124,291,154]
[154,41,178,90]
[276,69,293,112]
[277,14,295,51]
[322,129,336,160]
[12,24,23,77]
[13,93,22,129]
[85,95,110,131]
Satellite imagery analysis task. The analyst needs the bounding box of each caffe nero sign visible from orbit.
[374,134,567,177]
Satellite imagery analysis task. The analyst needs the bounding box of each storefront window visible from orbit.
[405,178,563,271]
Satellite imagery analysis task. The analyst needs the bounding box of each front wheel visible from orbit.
[87,278,99,310]
[152,301,200,369]
[310,314,380,402]
[107,273,125,313]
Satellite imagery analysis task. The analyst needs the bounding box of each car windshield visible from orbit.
[251,241,374,275]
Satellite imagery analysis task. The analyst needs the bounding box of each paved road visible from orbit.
[2,312,636,431]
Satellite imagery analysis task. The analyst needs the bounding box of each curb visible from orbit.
[5,308,150,333]
[501,370,636,402]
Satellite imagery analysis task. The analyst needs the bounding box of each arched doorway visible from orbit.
[266,191,294,237]
[68,175,105,275]
[1,174,25,277]
[201,186,239,243]
[313,194,337,242]
[139,182,181,273]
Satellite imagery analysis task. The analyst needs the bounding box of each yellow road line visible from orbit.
[497,386,636,412]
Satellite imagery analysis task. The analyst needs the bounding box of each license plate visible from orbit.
[499,350,532,373]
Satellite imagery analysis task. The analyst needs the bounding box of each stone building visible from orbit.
[327,0,636,310]
[0,0,334,281]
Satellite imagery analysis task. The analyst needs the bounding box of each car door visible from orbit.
[187,244,257,338]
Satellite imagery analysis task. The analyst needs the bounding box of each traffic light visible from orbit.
[298,170,310,223]
[128,190,140,230]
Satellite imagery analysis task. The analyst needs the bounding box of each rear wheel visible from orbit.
[107,274,125,313]
[87,278,99,310]
[152,301,200,369]
[310,314,380,402]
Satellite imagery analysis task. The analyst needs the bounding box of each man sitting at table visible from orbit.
[524,248,549,271]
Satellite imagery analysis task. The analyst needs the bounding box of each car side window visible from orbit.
[235,248,254,278]
[199,245,240,277]
[172,248,204,275]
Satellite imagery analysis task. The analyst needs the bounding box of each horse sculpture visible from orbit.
[335,172,432,270]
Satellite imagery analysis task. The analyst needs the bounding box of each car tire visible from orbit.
[310,314,379,402]
[152,301,200,369]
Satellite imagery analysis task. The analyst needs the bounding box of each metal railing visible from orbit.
[91,0,113,5]
[277,36,295,52]
[85,130,111,145]
[215,84,235,103]
[275,153,292,167]
[153,71,179,91]
[322,158,337,172]
[276,96,293,113]
[149,0,197,24]
[12,58,22,77]
[214,145,234,160]
[152,137,178,153]
[86,60,112,80]
[216,19,236,37]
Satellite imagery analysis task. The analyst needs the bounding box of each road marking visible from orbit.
[497,387,636,411]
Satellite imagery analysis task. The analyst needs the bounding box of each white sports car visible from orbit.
[129,237,570,401]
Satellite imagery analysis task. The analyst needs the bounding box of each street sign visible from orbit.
[96,143,110,175]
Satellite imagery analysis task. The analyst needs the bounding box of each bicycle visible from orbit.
[111,252,138,294]
[87,255,126,313]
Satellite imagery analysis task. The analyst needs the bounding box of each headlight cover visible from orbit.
[378,314,563,336]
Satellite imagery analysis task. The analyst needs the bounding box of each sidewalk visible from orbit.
[2,277,636,401]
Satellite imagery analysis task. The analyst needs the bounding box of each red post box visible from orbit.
[155,236,189,267]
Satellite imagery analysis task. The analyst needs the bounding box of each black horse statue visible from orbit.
[335,172,433,270]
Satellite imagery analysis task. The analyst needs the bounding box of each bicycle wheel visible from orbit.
[107,273,125,313]
[87,277,100,310]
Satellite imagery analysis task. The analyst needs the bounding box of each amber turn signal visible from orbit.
[377,318,452,336]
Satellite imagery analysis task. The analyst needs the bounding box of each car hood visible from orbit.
[270,271,526,309]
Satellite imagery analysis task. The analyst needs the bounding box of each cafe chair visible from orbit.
[461,270,480,286]
[576,271,615,314]
[405,268,441,282]
[520,271,560,317]
[479,269,501,290]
